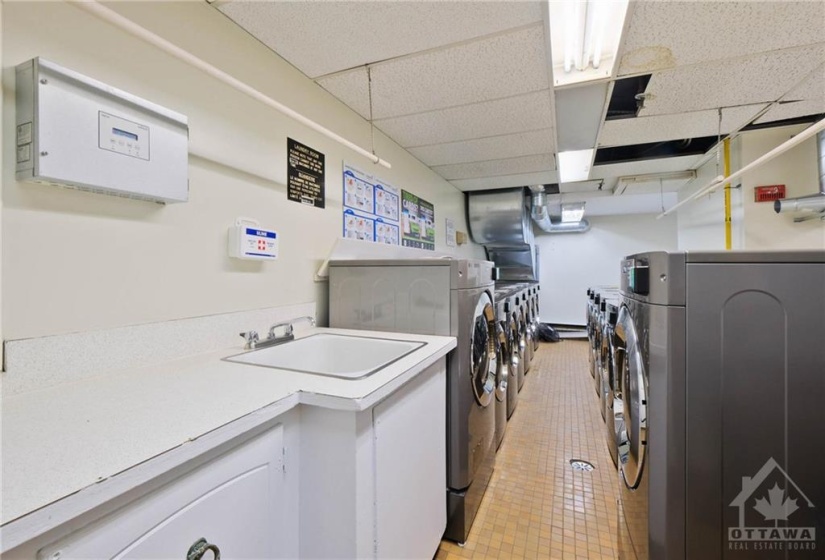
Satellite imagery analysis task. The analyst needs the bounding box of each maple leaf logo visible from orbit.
[753,483,799,524]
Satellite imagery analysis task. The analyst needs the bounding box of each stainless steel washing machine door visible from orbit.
[615,304,649,559]
[471,293,497,408]
[616,306,647,488]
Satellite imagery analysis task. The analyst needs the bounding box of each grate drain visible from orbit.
[569,459,595,472]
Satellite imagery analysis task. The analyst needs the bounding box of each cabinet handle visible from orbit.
[187,538,221,560]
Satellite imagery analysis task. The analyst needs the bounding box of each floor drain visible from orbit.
[569,459,595,472]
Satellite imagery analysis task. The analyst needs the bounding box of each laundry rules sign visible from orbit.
[287,138,325,208]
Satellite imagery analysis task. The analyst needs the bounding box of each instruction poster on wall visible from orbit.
[287,138,325,208]
[342,163,400,245]
[401,190,436,251]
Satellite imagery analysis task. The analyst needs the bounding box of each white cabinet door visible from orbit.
[39,425,285,560]
[373,361,447,559]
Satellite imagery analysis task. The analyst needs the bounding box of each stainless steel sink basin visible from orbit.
[224,333,426,379]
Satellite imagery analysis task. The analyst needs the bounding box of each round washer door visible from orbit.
[471,292,497,407]
[614,305,647,489]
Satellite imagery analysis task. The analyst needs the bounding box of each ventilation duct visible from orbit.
[530,190,591,233]
[774,130,825,216]
[466,187,538,281]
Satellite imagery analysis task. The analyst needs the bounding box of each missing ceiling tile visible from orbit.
[606,74,653,121]
[595,135,718,165]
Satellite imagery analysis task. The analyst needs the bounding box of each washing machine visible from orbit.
[591,288,619,393]
[598,295,618,421]
[587,289,601,380]
[328,258,499,544]
[530,286,541,352]
[499,283,528,391]
[615,251,825,559]
[493,286,517,447]
[495,285,520,420]
[600,298,620,462]
[517,285,534,374]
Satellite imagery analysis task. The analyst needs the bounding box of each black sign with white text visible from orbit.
[287,138,325,208]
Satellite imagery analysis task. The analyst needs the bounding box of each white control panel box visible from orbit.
[228,218,279,260]
[15,58,188,203]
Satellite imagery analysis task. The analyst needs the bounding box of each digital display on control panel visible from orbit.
[112,127,138,141]
[627,259,650,295]
[98,111,149,161]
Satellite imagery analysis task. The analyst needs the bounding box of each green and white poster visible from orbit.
[401,190,435,251]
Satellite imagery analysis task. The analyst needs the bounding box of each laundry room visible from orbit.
[1,2,823,559]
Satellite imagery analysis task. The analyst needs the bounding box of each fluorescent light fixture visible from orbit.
[549,0,630,87]
[557,149,594,183]
[561,202,586,223]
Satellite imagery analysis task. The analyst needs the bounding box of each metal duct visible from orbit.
[775,130,825,214]
[531,191,591,233]
[467,187,533,245]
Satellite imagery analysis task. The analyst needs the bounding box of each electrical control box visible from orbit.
[228,218,279,260]
[15,58,189,203]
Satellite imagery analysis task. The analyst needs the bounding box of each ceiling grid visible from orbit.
[216,0,824,194]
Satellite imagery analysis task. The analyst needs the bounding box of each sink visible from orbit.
[224,333,426,379]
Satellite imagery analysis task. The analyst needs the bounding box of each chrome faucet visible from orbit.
[240,316,316,350]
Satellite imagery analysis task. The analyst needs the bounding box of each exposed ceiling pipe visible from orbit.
[530,190,590,233]
[659,117,825,219]
[70,0,392,169]
[774,130,825,215]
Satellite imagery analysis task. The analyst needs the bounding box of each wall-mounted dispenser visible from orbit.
[228,218,279,260]
[15,58,189,203]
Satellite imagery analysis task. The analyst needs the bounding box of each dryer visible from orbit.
[615,251,825,559]
[329,258,499,544]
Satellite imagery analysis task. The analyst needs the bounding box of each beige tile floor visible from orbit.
[436,340,619,560]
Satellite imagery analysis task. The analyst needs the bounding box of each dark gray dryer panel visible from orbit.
[685,262,825,560]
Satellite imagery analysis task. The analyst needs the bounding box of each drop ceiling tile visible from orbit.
[756,64,825,124]
[757,99,825,124]
[365,25,549,119]
[591,155,704,181]
[374,90,554,147]
[638,44,825,116]
[555,82,609,151]
[599,104,766,147]
[407,129,555,167]
[451,171,559,192]
[619,1,825,75]
[432,154,554,181]
[218,1,544,78]
[316,67,371,119]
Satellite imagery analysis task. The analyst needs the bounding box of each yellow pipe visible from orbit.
[724,138,732,250]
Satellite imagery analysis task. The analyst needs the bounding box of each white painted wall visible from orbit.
[739,125,825,250]
[1,2,482,340]
[536,213,679,326]
[677,124,824,251]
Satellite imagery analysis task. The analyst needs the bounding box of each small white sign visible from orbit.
[445,218,456,247]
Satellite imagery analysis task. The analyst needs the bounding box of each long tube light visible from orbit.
[657,117,825,219]
[550,0,629,87]
[70,0,392,169]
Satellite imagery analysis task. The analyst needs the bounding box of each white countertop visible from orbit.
[0,327,456,545]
